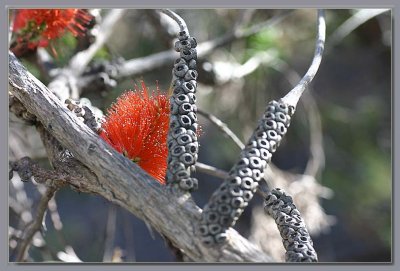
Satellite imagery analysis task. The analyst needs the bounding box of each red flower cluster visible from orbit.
[11,9,92,55]
[100,82,170,184]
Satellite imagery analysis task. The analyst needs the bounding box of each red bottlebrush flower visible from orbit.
[11,9,92,56]
[99,82,170,184]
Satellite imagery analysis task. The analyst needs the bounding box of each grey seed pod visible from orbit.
[186,130,198,141]
[188,59,197,70]
[219,216,231,227]
[170,161,186,174]
[179,39,192,50]
[198,225,209,236]
[217,204,232,216]
[201,236,215,246]
[178,115,192,127]
[259,148,272,162]
[240,177,255,190]
[180,49,197,61]
[189,123,198,133]
[205,212,219,224]
[167,138,177,150]
[208,202,217,211]
[264,112,275,120]
[179,153,195,165]
[174,64,189,77]
[230,208,243,220]
[264,188,318,262]
[174,40,182,52]
[175,169,190,179]
[269,140,277,152]
[229,186,243,197]
[215,232,228,243]
[172,145,186,157]
[248,156,263,169]
[182,81,195,93]
[175,94,190,105]
[189,37,197,48]
[187,93,196,103]
[246,148,260,158]
[236,157,250,169]
[170,101,180,114]
[276,102,289,114]
[252,169,262,181]
[276,122,287,136]
[216,192,231,204]
[169,117,180,130]
[266,130,280,142]
[188,80,197,89]
[172,127,187,139]
[179,178,194,190]
[208,224,222,235]
[177,134,192,145]
[187,112,197,122]
[256,130,268,139]
[237,168,253,178]
[257,138,270,150]
[228,176,242,186]
[275,112,288,125]
[231,196,246,208]
[191,178,199,190]
[179,103,193,114]
[242,190,253,202]
[185,142,199,155]
[184,69,198,81]
[178,30,189,41]
[263,119,277,130]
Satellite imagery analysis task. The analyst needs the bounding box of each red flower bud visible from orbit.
[100,81,170,184]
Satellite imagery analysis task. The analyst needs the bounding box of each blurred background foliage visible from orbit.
[9,9,391,262]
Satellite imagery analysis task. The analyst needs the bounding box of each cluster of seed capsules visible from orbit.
[165,30,199,192]
[264,188,318,262]
[65,99,102,134]
[198,99,295,245]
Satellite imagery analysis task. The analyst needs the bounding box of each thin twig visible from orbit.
[15,185,58,261]
[329,9,389,47]
[195,162,229,179]
[282,9,326,108]
[197,109,244,150]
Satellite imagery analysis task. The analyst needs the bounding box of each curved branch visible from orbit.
[160,9,188,34]
[281,9,326,108]
[9,51,273,262]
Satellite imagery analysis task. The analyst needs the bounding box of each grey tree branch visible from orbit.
[9,51,273,262]
[197,109,245,150]
[282,9,326,108]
